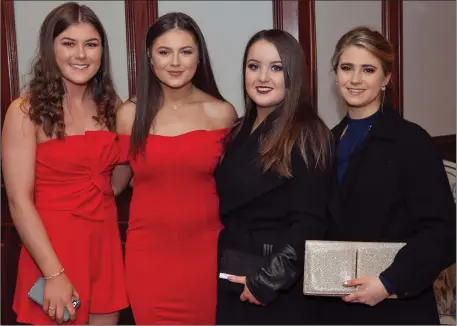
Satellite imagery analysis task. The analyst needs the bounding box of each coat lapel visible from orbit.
[333,107,399,203]
[215,110,287,216]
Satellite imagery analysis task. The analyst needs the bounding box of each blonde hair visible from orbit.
[331,26,394,75]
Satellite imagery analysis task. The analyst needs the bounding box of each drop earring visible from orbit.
[381,85,386,91]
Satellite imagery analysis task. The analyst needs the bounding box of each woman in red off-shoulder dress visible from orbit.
[2,3,128,324]
[114,12,237,324]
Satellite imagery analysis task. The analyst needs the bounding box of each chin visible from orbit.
[251,97,278,109]
[64,76,94,86]
[161,79,192,89]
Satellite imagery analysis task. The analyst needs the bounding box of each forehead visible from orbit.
[153,28,196,48]
[56,22,100,40]
[247,40,280,61]
[339,45,382,66]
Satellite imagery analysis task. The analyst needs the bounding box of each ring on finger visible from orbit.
[48,305,56,311]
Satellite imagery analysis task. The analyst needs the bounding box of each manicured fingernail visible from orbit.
[343,281,349,285]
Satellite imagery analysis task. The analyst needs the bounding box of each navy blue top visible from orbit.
[336,110,380,183]
[336,109,396,294]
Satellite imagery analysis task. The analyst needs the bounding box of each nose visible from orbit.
[350,69,362,84]
[258,67,270,83]
[171,52,180,67]
[75,44,87,60]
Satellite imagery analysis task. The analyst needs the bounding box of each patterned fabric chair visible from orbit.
[434,160,456,325]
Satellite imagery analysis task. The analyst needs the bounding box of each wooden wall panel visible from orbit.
[1,0,20,324]
[273,0,317,109]
[433,135,456,163]
[125,0,158,98]
[382,0,403,115]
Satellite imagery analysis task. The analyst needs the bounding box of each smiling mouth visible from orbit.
[70,64,89,70]
[256,86,273,94]
[347,88,365,95]
[168,71,184,76]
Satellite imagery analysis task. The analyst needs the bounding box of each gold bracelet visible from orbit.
[45,267,65,280]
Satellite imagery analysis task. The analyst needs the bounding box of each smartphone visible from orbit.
[28,277,80,323]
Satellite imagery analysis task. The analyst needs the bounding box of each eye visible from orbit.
[247,63,259,71]
[340,65,351,71]
[62,41,74,47]
[158,50,170,55]
[86,43,99,48]
[363,67,375,73]
[182,50,193,55]
[271,65,283,71]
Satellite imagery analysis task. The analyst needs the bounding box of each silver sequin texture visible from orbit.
[303,240,406,296]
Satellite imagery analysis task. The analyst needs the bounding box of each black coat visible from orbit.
[320,108,456,325]
[215,111,332,325]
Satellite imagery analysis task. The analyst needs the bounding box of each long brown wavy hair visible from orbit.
[130,12,225,157]
[25,2,117,138]
[226,29,333,177]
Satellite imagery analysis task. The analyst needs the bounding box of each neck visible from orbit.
[347,98,381,120]
[62,78,90,104]
[162,82,194,105]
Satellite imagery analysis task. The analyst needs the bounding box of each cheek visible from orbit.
[244,70,256,86]
[368,76,384,90]
[336,72,347,86]
[89,48,102,64]
[182,56,198,71]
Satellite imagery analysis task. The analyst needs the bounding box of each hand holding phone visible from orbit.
[28,276,80,323]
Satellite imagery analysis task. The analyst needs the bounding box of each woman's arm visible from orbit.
[111,99,136,195]
[379,126,456,298]
[246,151,332,304]
[2,99,64,277]
[111,165,132,196]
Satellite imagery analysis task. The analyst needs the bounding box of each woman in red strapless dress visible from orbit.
[2,3,128,324]
[114,12,237,325]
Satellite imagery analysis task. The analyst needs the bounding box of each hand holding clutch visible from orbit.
[342,275,390,306]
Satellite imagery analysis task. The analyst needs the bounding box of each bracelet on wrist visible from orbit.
[45,267,65,280]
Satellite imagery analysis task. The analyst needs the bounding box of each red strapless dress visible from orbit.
[119,129,226,325]
[12,131,129,325]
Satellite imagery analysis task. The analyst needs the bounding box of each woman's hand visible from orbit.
[228,275,263,305]
[43,272,79,324]
[342,276,389,306]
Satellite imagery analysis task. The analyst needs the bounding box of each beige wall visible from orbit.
[403,1,456,137]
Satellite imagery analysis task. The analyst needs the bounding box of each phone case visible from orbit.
[28,277,80,322]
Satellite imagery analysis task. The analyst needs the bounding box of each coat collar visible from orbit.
[333,106,401,143]
[216,108,287,217]
[330,106,402,203]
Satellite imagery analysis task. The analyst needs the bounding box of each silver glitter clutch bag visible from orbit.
[303,240,406,297]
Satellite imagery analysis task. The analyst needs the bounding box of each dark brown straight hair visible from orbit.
[226,29,333,177]
[130,12,225,157]
[26,2,117,138]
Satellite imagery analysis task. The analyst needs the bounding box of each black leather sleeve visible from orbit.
[246,244,299,304]
[246,151,332,304]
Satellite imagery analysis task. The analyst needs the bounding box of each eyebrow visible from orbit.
[340,62,377,69]
[247,59,282,64]
[156,45,195,50]
[60,37,100,42]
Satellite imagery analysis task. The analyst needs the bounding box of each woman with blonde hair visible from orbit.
[321,26,455,325]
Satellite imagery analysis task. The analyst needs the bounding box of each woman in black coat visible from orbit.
[214,29,333,324]
[320,26,456,325]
